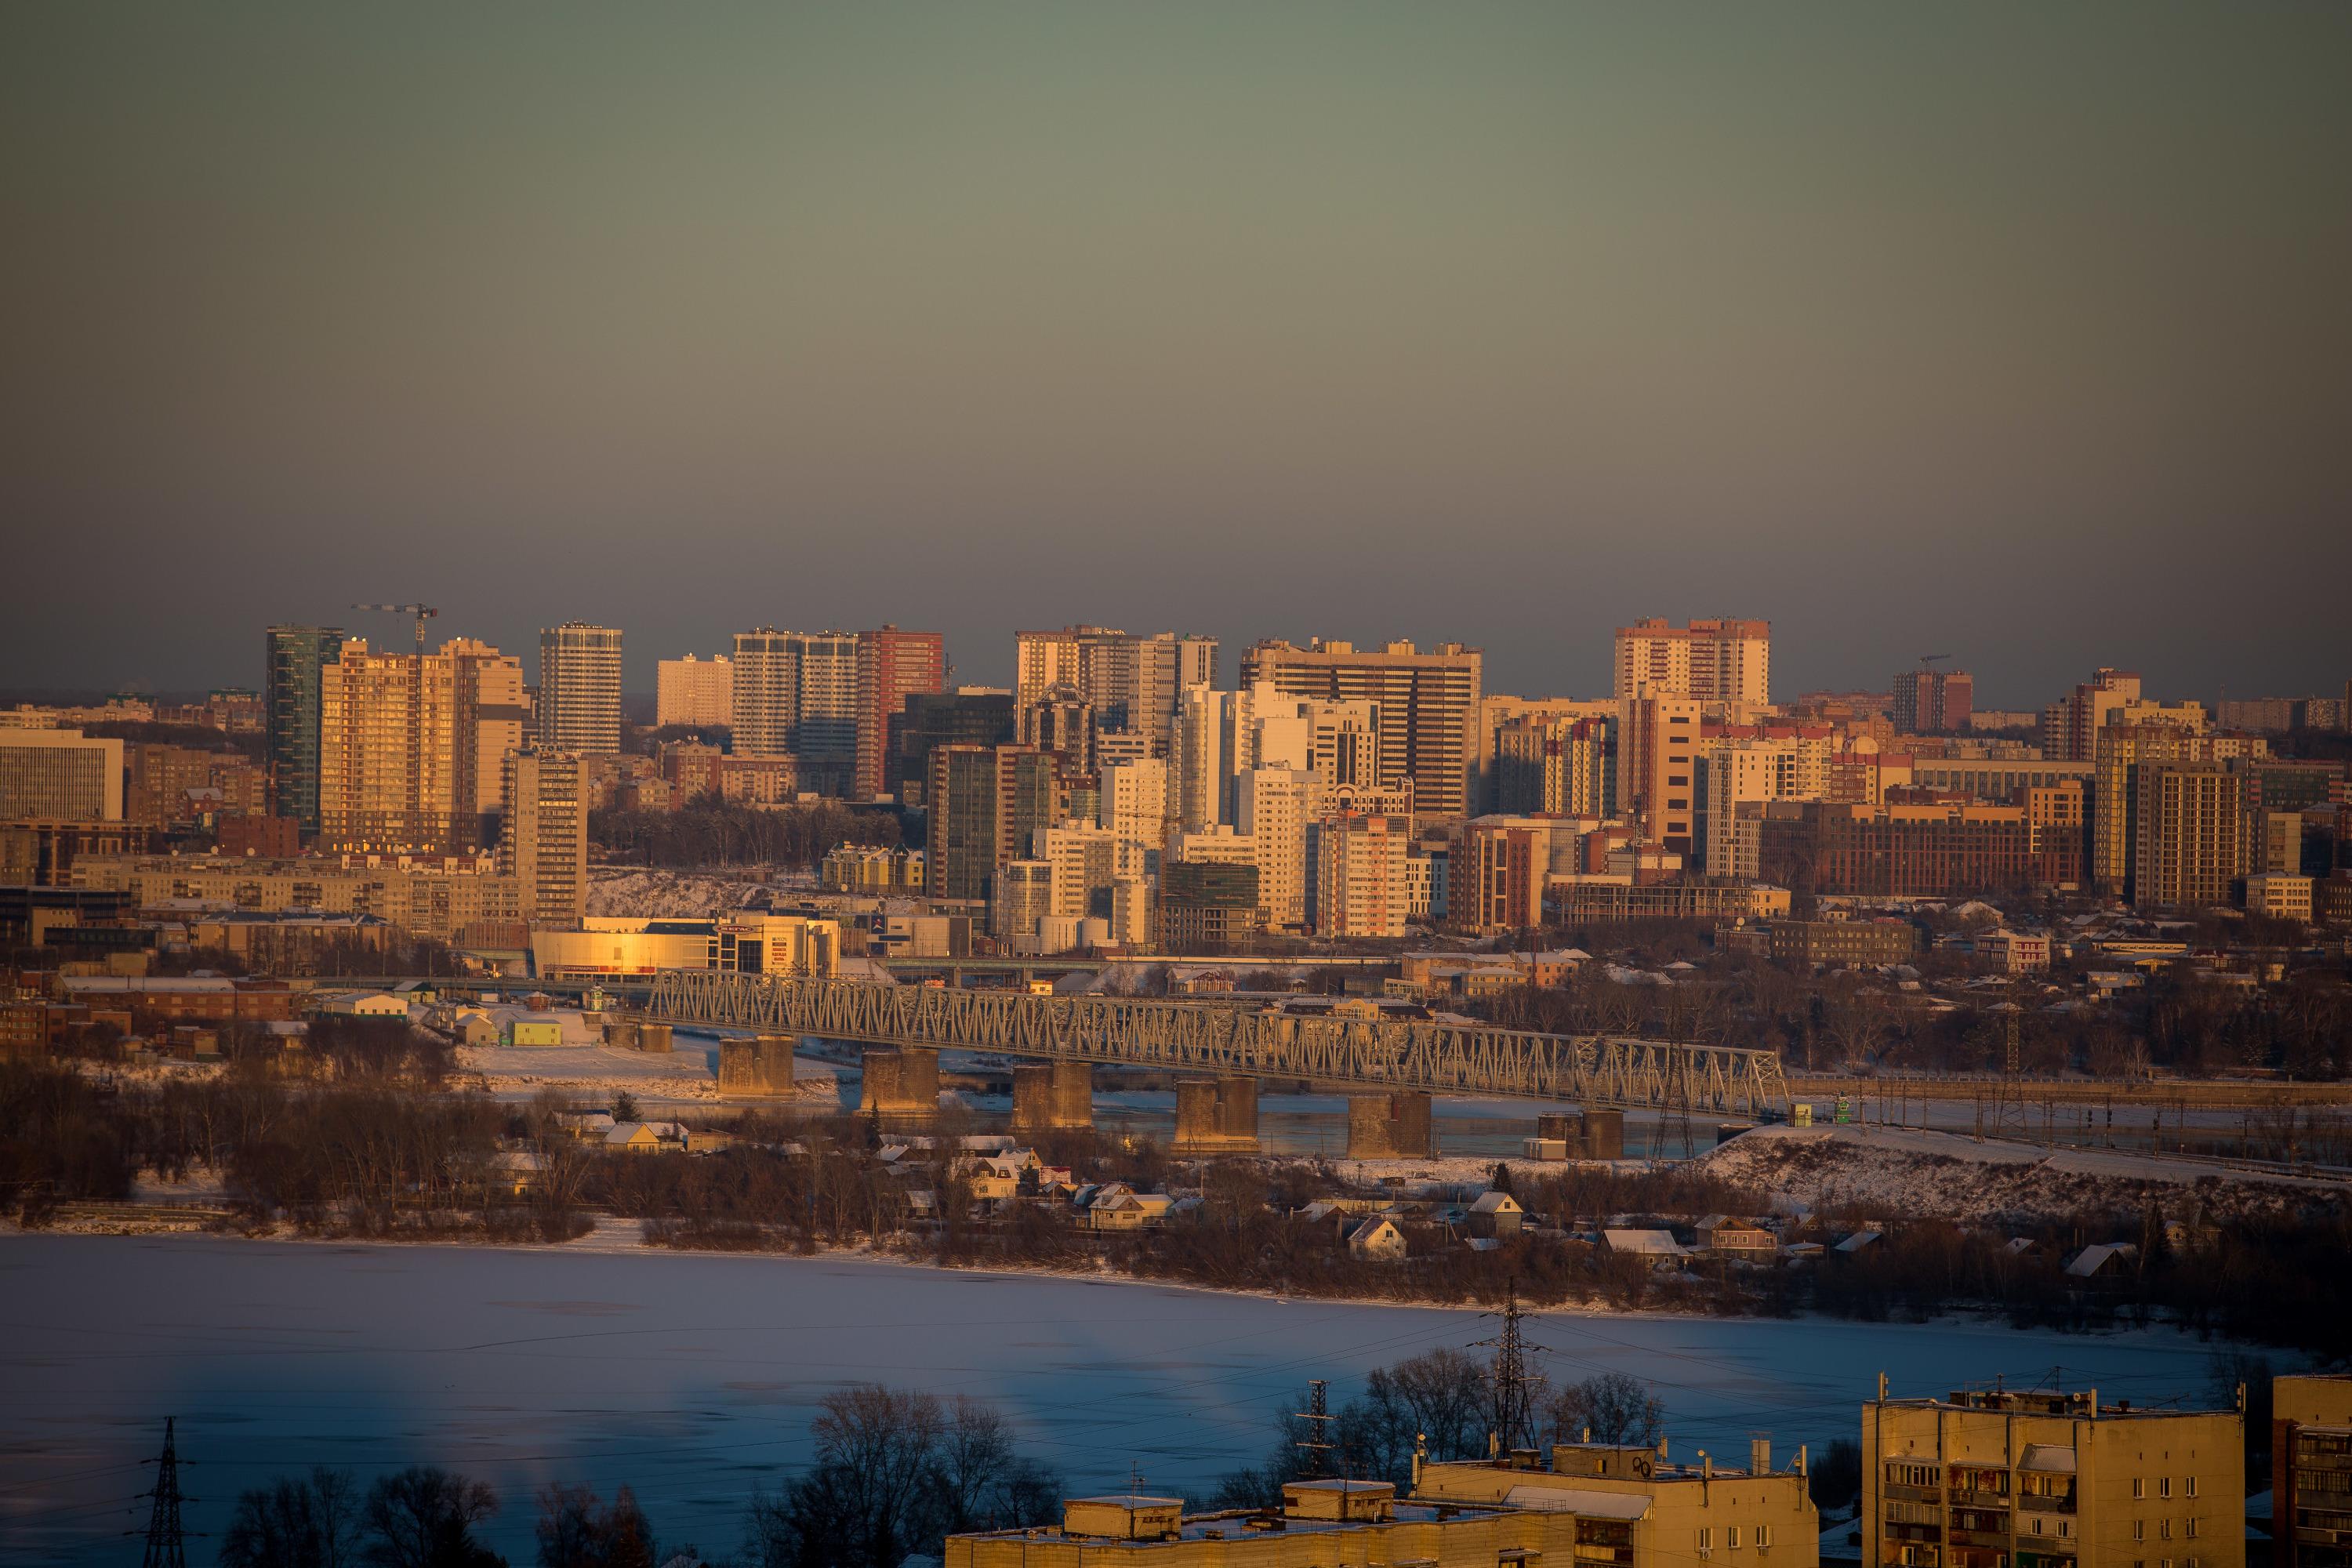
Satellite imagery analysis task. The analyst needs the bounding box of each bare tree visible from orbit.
[218,1467,362,1568]
[361,1465,499,1568]
[1545,1371,1664,1446]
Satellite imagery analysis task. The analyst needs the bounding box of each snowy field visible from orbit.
[0,1234,2259,1565]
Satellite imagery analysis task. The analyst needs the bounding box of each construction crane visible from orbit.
[1918,652,1951,670]
[350,602,439,652]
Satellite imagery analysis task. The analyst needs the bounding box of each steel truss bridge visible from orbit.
[644,971,1788,1116]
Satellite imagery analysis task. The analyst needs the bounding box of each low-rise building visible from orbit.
[1864,1382,2242,1568]
[1416,1437,1820,1566]
[950,1483,1549,1568]
[2274,1373,2352,1568]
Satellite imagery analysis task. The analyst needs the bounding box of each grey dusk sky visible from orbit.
[3,4,2347,709]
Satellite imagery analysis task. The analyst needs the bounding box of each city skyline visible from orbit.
[4,5,2348,703]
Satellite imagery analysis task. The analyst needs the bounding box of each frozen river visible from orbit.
[0,1234,2247,1564]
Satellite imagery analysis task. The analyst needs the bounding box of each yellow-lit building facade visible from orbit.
[2275,1374,2352,1568]
[1417,1439,1820,1566]
[1864,1385,2242,1568]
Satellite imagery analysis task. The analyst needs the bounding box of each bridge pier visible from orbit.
[862,1046,941,1121]
[1173,1076,1259,1154]
[1011,1061,1093,1136]
[719,1033,799,1095]
[1347,1091,1434,1159]
[1533,1108,1624,1160]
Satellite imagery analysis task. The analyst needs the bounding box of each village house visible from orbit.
[1694,1215,1778,1264]
[1467,1189,1525,1239]
[604,1120,688,1155]
[1345,1215,1408,1262]
[1602,1229,1687,1268]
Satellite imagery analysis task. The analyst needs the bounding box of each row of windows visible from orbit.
[1692,1524,1770,1550]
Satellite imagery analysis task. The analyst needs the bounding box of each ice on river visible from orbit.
[0,1234,2249,1564]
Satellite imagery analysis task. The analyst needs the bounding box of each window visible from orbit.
[2134,1520,2146,1541]
[1756,1526,1772,1548]
[2186,1476,2198,1499]
[2161,1519,2173,1540]
[1728,1526,1740,1548]
[2160,1477,2172,1500]
[1697,1526,1714,1552]
[2133,1479,2146,1499]
[2187,1516,2200,1538]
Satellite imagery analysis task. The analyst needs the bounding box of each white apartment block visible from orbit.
[1613,618,1770,706]
[1239,766,1311,931]
[1100,758,1168,879]
[536,622,623,754]
[655,654,733,729]
[1036,824,1116,920]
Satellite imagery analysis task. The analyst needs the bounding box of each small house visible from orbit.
[1468,1190,1525,1240]
[1345,1216,1408,1262]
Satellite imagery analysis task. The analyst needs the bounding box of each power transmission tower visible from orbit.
[1475,1287,1548,1455]
[137,1417,192,1568]
[1294,1379,1334,1479]
[1990,997,2029,1140]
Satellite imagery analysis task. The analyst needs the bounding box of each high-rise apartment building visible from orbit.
[318,637,526,855]
[2132,761,2252,911]
[1014,626,1217,740]
[1613,618,1771,706]
[1099,757,1167,879]
[924,744,1054,902]
[2042,666,2148,762]
[1493,713,1613,816]
[789,630,859,796]
[655,654,733,730]
[2092,721,2264,897]
[0,730,125,820]
[854,626,946,800]
[498,747,588,928]
[1035,824,1116,920]
[1863,1383,2241,1568]
[535,622,622,754]
[263,624,347,833]
[731,629,797,760]
[1236,766,1312,931]
[1310,811,1408,938]
[989,858,1053,942]
[890,689,1017,802]
[728,627,860,793]
[1239,640,1482,819]
[1892,666,1974,735]
[1450,819,1543,933]
[1617,692,1703,853]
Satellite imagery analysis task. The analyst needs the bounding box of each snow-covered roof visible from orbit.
[2019,1443,2077,1474]
[2065,1242,2138,1277]
[1469,1191,1523,1214]
[1603,1229,1684,1256]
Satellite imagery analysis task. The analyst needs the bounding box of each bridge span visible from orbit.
[642,969,1788,1123]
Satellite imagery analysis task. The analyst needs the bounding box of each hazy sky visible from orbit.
[4,4,2347,710]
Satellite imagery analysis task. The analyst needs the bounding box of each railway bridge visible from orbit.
[643,970,1788,1157]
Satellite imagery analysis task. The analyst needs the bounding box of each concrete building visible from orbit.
[855,626,946,799]
[263,624,347,833]
[535,622,622,754]
[1613,616,1772,706]
[1237,766,1312,931]
[655,653,733,730]
[532,912,839,980]
[1494,712,1613,817]
[1240,639,1483,820]
[2275,1373,2352,1568]
[2245,873,2315,922]
[1311,811,1409,938]
[498,747,589,928]
[990,858,1054,943]
[1759,792,2085,898]
[890,688,1017,802]
[1036,824,1116,920]
[1100,757,1168,879]
[2042,666,2146,763]
[926,745,1055,902]
[729,628,798,761]
[75,851,522,941]
[0,729,125,820]
[1015,626,1215,741]
[2092,718,2263,897]
[1893,666,1974,735]
[2132,761,2252,911]
[1451,819,1543,934]
[1156,859,1261,953]
[1618,691,1702,853]
[318,637,526,855]
[1864,1382,2242,1568]
[1417,1438,1818,1566]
